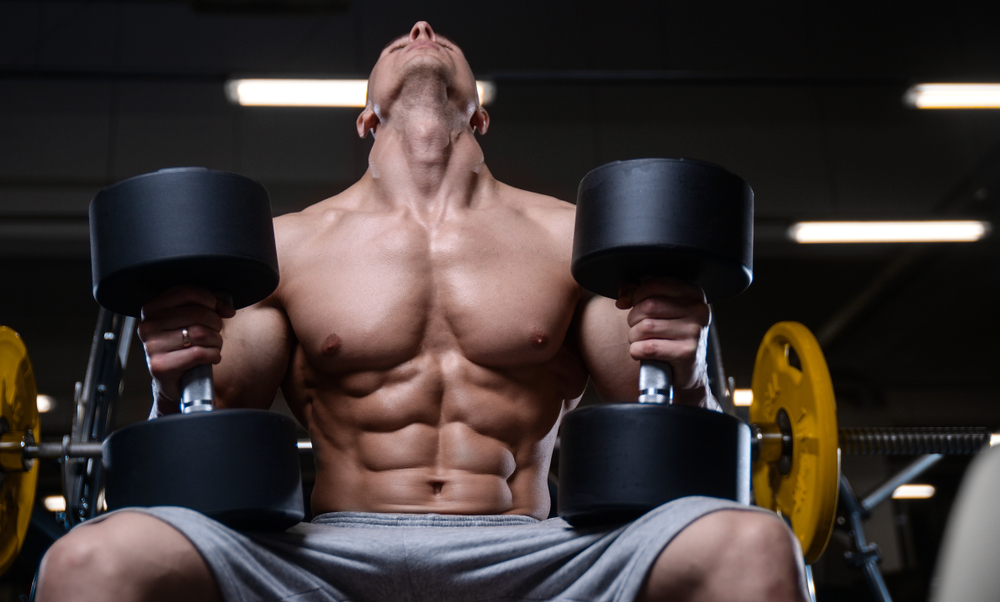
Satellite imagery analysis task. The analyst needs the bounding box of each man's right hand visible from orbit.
[137,285,236,414]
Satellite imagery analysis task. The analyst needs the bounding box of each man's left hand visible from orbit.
[616,278,713,408]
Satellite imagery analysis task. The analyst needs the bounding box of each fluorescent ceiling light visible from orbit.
[228,79,368,107]
[227,79,496,107]
[789,221,990,244]
[733,389,753,407]
[904,84,1000,109]
[892,484,935,499]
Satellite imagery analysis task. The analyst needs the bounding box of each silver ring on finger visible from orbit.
[181,328,192,348]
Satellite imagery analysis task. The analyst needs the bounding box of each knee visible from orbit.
[39,521,138,589]
[42,528,106,577]
[36,527,111,602]
[725,511,802,565]
[37,516,154,601]
[38,512,221,602]
[643,510,807,602]
[702,511,806,600]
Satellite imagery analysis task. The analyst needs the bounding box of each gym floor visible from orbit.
[4,2,1000,600]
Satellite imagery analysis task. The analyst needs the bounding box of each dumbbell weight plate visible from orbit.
[0,327,39,575]
[750,321,839,564]
[558,404,751,525]
[572,158,753,303]
[102,409,304,531]
[89,167,279,317]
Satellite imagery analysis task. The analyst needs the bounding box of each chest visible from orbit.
[279,210,581,371]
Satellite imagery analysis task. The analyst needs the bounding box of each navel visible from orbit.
[320,333,343,356]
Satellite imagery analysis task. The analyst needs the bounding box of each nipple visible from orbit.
[529,329,549,349]
[321,333,343,356]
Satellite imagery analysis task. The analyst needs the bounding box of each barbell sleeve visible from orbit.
[0,439,103,463]
[28,441,104,459]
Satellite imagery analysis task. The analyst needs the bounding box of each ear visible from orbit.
[471,106,489,135]
[357,104,380,138]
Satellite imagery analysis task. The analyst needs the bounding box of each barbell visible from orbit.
[749,321,991,563]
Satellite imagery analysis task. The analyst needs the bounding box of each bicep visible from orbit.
[575,293,639,401]
[213,300,293,409]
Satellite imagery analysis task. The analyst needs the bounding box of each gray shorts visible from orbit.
[107,497,765,602]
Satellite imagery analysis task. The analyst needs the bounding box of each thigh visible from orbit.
[476,497,750,602]
[37,511,222,602]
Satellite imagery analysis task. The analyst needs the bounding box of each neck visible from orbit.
[365,82,488,217]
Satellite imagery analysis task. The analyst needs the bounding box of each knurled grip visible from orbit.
[180,364,215,414]
[638,360,673,403]
[839,427,991,455]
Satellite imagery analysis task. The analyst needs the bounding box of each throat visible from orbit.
[400,121,454,168]
[368,110,484,202]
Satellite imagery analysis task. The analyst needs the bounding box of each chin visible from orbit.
[397,59,453,86]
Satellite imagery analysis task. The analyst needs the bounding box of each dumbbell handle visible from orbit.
[181,364,215,414]
[638,360,673,403]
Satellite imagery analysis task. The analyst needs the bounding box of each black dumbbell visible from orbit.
[558,158,754,525]
[90,167,304,530]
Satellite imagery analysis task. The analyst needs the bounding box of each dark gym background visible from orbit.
[2,1,1000,600]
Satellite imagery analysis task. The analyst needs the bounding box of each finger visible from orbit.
[141,285,222,318]
[144,304,225,333]
[630,277,705,306]
[629,337,699,363]
[615,283,638,310]
[628,337,702,389]
[214,292,236,319]
[627,296,711,329]
[137,305,226,344]
[146,345,223,388]
[142,324,224,357]
[628,316,705,345]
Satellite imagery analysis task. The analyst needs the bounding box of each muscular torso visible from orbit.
[251,182,592,519]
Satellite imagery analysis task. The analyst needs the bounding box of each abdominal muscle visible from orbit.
[312,423,539,517]
[286,351,572,520]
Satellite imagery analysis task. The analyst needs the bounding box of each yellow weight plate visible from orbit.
[0,327,39,575]
[750,322,839,564]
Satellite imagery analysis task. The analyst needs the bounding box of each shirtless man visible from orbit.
[36,21,807,602]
